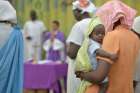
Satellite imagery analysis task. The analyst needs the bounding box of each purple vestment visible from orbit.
[43,31,66,61]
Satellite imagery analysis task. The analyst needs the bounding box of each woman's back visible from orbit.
[103,25,140,93]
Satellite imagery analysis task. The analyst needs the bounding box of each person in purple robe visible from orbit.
[43,20,66,62]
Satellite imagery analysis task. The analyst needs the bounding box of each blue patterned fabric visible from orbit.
[0,26,23,93]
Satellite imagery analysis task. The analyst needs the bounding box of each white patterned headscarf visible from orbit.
[72,0,97,14]
[0,0,17,24]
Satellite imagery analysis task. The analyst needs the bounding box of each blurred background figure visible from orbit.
[23,10,46,62]
[133,16,140,93]
[43,20,66,62]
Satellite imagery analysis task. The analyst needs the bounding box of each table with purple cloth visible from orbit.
[24,62,68,93]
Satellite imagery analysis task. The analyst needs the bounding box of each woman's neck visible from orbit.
[115,24,129,30]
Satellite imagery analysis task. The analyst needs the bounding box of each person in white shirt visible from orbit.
[23,10,46,61]
[66,0,97,93]
[132,16,140,93]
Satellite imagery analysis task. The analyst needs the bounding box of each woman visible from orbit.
[76,1,140,93]
[75,17,118,93]
[0,1,23,93]
[66,1,97,93]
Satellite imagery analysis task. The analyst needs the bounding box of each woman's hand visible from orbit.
[76,61,111,84]
[75,71,85,80]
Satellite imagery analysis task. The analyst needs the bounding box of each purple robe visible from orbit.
[43,31,66,61]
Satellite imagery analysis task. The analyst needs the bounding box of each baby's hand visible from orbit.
[110,54,118,61]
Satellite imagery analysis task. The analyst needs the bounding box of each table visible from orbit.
[24,62,68,93]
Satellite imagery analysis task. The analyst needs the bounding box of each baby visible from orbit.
[88,24,117,70]
[88,24,117,93]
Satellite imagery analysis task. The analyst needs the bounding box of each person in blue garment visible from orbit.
[0,1,23,93]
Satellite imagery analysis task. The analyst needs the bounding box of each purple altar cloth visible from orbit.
[24,63,68,93]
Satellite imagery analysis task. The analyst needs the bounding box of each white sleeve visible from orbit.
[23,22,30,38]
[67,23,84,46]
[43,40,51,52]
[88,41,100,55]
[41,22,47,32]
[23,23,28,34]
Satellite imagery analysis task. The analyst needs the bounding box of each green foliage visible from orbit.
[14,0,140,36]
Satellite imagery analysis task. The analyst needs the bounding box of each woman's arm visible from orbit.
[67,42,80,59]
[96,49,118,61]
[76,60,111,84]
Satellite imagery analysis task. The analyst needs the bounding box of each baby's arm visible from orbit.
[96,48,118,61]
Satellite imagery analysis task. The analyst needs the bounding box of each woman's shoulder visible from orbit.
[105,30,119,37]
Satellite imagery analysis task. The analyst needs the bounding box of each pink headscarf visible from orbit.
[96,0,137,32]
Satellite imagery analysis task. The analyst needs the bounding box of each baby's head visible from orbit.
[89,24,105,44]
